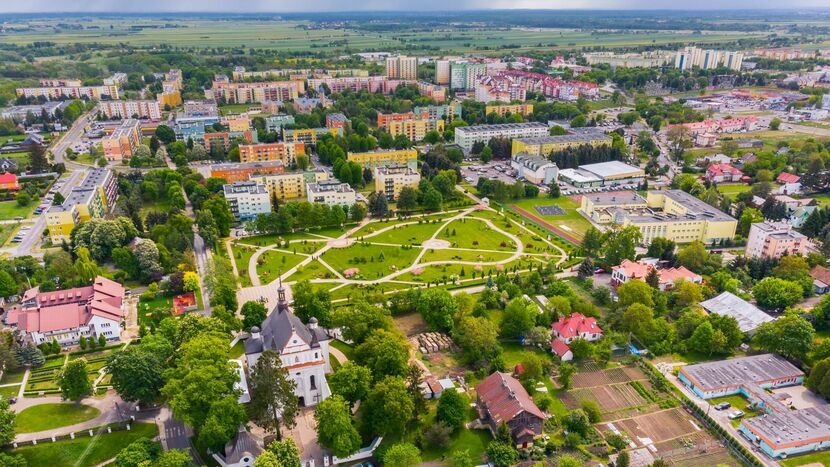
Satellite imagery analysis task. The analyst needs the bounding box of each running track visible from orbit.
[510,205,581,245]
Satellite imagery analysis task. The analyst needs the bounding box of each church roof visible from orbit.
[244,286,329,356]
[223,425,262,464]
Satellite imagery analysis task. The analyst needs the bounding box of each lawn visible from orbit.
[716,183,751,196]
[420,248,514,264]
[0,200,33,220]
[230,243,258,287]
[506,195,593,242]
[219,103,261,115]
[0,369,26,385]
[8,422,158,467]
[320,243,421,280]
[330,340,355,360]
[229,340,245,359]
[284,259,332,282]
[137,292,175,327]
[501,342,552,369]
[14,403,101,433]
[362,221,444,245]
[782,450,830,467]
[443,218,516,251]
[0,385,20,398]
[814,194,830,207]
[256,249,306,284]
[237,231,331,246]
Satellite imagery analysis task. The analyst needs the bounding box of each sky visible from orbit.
[2,0,829,13]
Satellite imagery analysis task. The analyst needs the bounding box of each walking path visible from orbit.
[12,392,135,443]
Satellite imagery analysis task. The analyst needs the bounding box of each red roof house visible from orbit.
[475,372,547,447]
[777,172,801,184]
[551,312,602,344]
[0,172,19,191]
[705,163,744,183]
[550,339,574,361]
[611,259,702,291]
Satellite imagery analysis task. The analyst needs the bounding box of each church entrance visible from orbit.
[298,396,306,407]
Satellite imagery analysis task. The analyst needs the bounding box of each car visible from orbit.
[714,402,731,411]
[13,216,22,221]
[728,410,744,420]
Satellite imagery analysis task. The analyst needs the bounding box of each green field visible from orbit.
[320,243,421,279]
[506,195,593,241]
[362,221,444,245]
[0,201,33,221]
[443,218,515,251]
[8,422,158,467]
[716,183,752,196]
[14,403,101,434]
[285,259,331,282]
[782,450,830,467]
[256,249,306,284]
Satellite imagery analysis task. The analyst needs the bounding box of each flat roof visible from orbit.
[742,405,830,449]
[579,161,645,179]
[662,189,736,222]
[681,354,803,392]
[456,122,547,133]
[559,168,600,183]
[582,191,646,206]
[515,132,612,145]
[700,291,774,333]
[223,181,267,196]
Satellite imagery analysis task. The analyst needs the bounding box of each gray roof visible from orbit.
[455,122,547,134]
[223,425,262,464]
[512,153,557,171]
[579,161,644,179]
[700,291,774,333]
[244,288,328,356]
[513,131,612,145]
[742,405,830,449]
[680,354,803,392]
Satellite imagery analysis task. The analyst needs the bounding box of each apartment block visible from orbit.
[306,181,357,207]
[387,118,445,142]
[16,85,119,101]
[386,55,418,80]
[101,119,141,161]
[157,90,182,109]
[265,115,296,133]
[435,60,451,85]
[375,165,421,200]
[347,149,418,170]
[325,113,349,129]
[511,131,613,157]
[45,169,118,243]
[450,62,487,90]
[414,102,463,121]
[210,160,285,183]
[239,142,306,165]
[282,127,343,146]
[204,130,257,154]
[250,170,330,201]
[377,111,428,128]
[222,115,251,132]
[417,81,447,102]
[183,100,219,117]
[163,69,183,91]
[99,100,161,120]
[486,104,534,117]
[39,79,82,87]
[746,222,810,259]
[675,46,744,71]
[223,181,272,221]
[307,76,411,95]
[103,73,128,86]
[454,122,548,152]
[205,80,304,103]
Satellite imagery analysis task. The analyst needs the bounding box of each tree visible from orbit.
[365,376,414,436]
[752,314,814,360]
[479,146,493,163]
[249,350,298,439]
[58,358,93,403]
[486,442,518,467]
[0,397,15,446]
[182,271,200,293]
[437,388,468,431]
[581,227,603,256]
[666,125,692,161]
[295,154,310,171]
[240,301,268,330]
[738,208,764,237]
[314,395,361,458]
[559,362,576,389]
[676,241,710,274]
[367,191,389,218]
[107,335,172,405]
[689,320,715,355]
[500,297,536,339]
[355,329,409,380]
[577,257,594,280]
[155,124,176,144]
[329,362,372,407]
[383,443,421,467]
[417,288,457,332]
[15,343,45,367]
[261,438,301,467]
[617,279,654,308]
[770,117,782,130]
[292,280,333,327]
[449,449,476,467]
[563,409,591,436]
[396,186,418,211]
[581,399,602,423]
[332,301,394,345]
[673,281,703,308]
[753,277,803,310]
[115,438,161,467]
[0,270,18,298]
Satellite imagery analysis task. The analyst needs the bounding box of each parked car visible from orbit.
[728,410,744,420]
[714,402,731,411]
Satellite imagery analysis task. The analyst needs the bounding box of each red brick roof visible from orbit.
[551,313,601,339]
[811,265,830,286]
[476,372,546,425]
[706,163,743,179]
[777,172,801,184]
[550,339,572,358]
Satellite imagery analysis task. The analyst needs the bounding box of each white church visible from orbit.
[244,284,332,406]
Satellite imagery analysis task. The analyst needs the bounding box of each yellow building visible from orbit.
[222,115,251,132]
[46,169,118,243]
[511,131,613,157]
[239,142,305,165]
[347,149,418,170]
[387,119,444,142]
[101,119,141,162]
[375,165,421,200]
[249,170,330,201]
[579,189,737,245]
[282,127,343,145]
[157,90,182,109]
[485,103,534,117]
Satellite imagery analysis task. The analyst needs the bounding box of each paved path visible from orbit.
[12,392,135,443]
[329,346,348,365]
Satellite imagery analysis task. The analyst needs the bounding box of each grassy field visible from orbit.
[256,249,306,284]
[505,195,593,241]
[14,403,100,434]
[8,422,158,467]
[362,221,444,245]
[716,183,752,196]
[782,450,830,467]
[0,201,33,220]
[320,243,420,279]
[284,259,331,282]
[443,218,515,251]
[230,243,258,287]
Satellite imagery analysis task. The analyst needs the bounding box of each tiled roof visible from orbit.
[777,172,801,184]
[551,313,601,339]
[476,372,546,424]
[811,265,830,286]
[550,339,572,358]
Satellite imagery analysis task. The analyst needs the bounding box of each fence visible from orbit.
[5,421,134,449]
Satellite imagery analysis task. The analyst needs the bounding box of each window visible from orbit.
[310,375,317,390]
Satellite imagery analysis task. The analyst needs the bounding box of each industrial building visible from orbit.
[559,161,644,188]
[510,154,558,185]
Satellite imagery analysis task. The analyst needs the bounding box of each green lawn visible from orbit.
[716,183,752,196]
[443,218,516,251]
[505,195,593,241]
[0,385,20,398]
[330,340,355,360]
[14,403,101,433]
[230,340,245,359]
[320,243,420,280]
[1,151,29,166]
[0,369,26,385]
[362,221,444,245]
[814,194,830,207]
[137,292,174,327]
[420,248,514,263]
[8,422,158,467]
[285,259,332,282]
[501,342,553,369]
[256,249,306,284]
[782,450,830,466]
[0,200,33,221]
[230,243,258,287]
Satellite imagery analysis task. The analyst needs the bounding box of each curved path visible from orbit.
[12,392,136,443]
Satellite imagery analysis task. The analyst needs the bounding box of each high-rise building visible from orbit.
[347,149,418,170]
[375,165,421,200]
[387,118,445,142]
[435,60,451,85]
[675,46,743,71]
[223,181,271,221]
[45,169,118,243]
[101,119,141,161]
[386,55,418,80]
[239,142,305,165]
[99,100,161,120]
[450,62,487,90]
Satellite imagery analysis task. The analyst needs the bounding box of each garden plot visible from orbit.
[570,364,648,389]
[612,408,701,446]
[563,382,650,412]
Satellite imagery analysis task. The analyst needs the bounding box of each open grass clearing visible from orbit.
[14,403,101,433]
[442,218,516,251]
[361,221,444,245]
[256,249,306,284]
[320,243,420,280]
[0,200,33,221]
[507,195,593,242]
[284,260,332,282]
[420,248,514,264]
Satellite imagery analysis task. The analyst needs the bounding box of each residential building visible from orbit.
[292,97,332,114]
[435,60,451,85]
[386,55,418,80]
[204,130,257,154]
[250,170,330,201]
[205,80,304,103]
[550,312,603,362]
[1,101,70,121]
[163,69,184,91]
[157,90,182,109]
[282,127,342,146]
[306,181,356,206]
[704,163,744,183]
[584,51,674,68]
[101,119,141,161]
[675,46,744,71]
[183,100,219,117]
[776,172,803,195]
[45,168,118,243]
[454,122,548,152]
[377,111,428,128]
[387,118,445,142]
[210,161,285,183]
[222,115,251,132]
[510,153,558,185]
[417,81,447,102]
[477,71,599,101]
[325,113,349,129]
[475,372,547,447]
[39,79,82,87]
[264,115,295,133]
[700,291,773,333]
[511,131,612,158]
[375,165,421,200]
[560,161,645,187]
[580,190,737,245]
[414,102,463,121]
[611,259,701,291]
[752,48,811,61]
[347,149,418,170]
[810,265,830,295]
[99,100,161,120]
[746,222,810,259]
[475,75,527,103]
[450,62,487,90]
[245,284,331,407]
[3,276,125,347]
[16,84,119,101]
[239,142,305,165]
[307,76,409,95]
[0,173,20,191]
[103,73,128,86]
[668,116,758,136]
[223,182,271,221]
[486,103,534,117]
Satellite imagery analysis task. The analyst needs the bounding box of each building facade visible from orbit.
[101,119,141,161]
[746,222,810,259]
[387,118,445,142]
[223,182,271,221]
[45,169,118,243]
[250,170,330,201]
[375,165,421,200]
[511,131,613,157]
[454,123,548,152]
[347,149,418,170]
[238,142,305,165]
[210,161,286,183]
[386,55,418,80]
[306,181,357,207]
